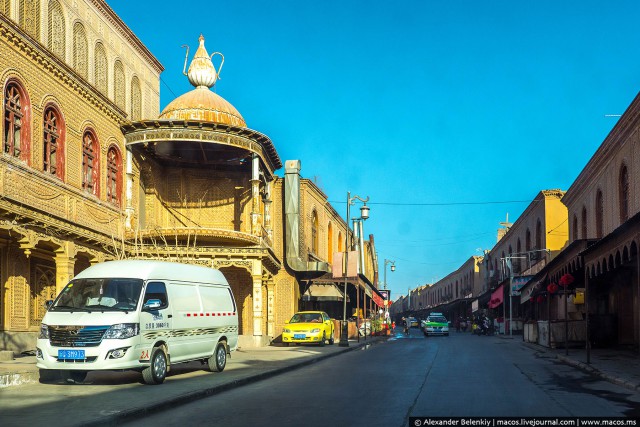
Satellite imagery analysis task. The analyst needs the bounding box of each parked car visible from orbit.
[282,311,335,346]
[422,313,449,336]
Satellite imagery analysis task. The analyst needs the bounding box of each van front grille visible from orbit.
[49,325,110,347]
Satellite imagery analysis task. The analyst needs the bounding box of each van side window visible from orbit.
[144,282,168,309]
[227,288,237,312]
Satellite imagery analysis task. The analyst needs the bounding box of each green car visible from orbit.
[422,313,449,336]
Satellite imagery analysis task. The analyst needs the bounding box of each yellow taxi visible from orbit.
[282,311,335,346]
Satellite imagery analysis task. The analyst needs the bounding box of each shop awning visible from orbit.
[488,285,504,309]
[302,284,347,302]
[520,274,546,304]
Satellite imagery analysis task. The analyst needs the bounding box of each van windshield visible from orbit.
[51,278,144,312]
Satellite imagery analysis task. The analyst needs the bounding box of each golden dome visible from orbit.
[159,87,246,127]
[158,35,247,127]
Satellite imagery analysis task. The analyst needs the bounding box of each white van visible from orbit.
[36,260,238,385]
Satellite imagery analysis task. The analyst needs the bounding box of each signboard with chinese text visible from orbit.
[511,275,534,296]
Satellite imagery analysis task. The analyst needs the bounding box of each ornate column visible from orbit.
[264,181,273,241]
[125,148,135,230]
[252,259,263,337]
[54,242,76,295]
[250,154,261,236]
[266,278,275,337]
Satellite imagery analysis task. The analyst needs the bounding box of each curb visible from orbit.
[82,337,387,427]
[555,354,640,393]
[0,371,39,388]
[519,340,640,393]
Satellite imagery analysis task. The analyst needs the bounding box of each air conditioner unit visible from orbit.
[530,252,541,261]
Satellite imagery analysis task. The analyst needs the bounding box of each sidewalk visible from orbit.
[0,336,386,427]
[507,335,640,393]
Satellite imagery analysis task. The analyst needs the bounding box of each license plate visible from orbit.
[293,334,306,339]
[58,349,85,360]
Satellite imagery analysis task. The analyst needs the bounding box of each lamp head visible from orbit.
[360,203,370,220]
[391,264,396,272]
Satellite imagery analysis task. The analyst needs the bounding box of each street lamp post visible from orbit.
[383,259,395,323]
[383,259,396,290]
[340,192,370,348]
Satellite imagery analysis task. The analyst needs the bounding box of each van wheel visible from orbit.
[142,346,167,385]
[208,341,227,373]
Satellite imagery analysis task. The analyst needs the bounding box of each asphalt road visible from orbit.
[123,328,640,427]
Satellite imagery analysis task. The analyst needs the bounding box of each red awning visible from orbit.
[488,285,504,309]
[372,291,384,308]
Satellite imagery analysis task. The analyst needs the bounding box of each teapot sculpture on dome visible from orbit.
[181,35,225,88]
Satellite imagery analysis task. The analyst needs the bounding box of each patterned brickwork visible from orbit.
[2,1,161,120]
[220,266,252,335]
[6,245,29,330]
[139,164,253,233]
[30,259,56,327]
[18,0,40,39]
[565,126,640,242]
[273,273,296,334]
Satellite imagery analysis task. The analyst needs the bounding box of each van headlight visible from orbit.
[39,324,49,339]
[104,323,139,339]
[310,328,320,334]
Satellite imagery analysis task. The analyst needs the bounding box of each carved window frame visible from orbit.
[3,80,31,164]
[82,129,100,196]
[43,104,65,180]
[106,144,122,206]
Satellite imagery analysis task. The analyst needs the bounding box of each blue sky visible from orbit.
[109,0,640,300]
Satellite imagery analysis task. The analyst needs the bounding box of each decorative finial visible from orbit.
[181,35,225,89]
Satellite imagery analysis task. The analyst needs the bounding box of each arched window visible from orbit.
[3,81,31,164]
[47,0,65,59]
[595,190,604,238]
[338,231,343,253]
[516,238,521,254]
[535,219,542,249]
[573,214,578,241]
[525,229,531,251]
[73,22,88,79]
[619,164,629,224]
[130,76,141,120]
[106,145,122,206]
[43,105,65,180]
[94,42,108,94]
[82,129,99,196]
[581,206,588,239]
[327,222,333,262]
[311,209,318,255]
[19,0,41,39]
[113,59,125,109]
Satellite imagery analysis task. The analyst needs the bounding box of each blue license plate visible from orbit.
[58,349,85,360]
[293,334,306,339]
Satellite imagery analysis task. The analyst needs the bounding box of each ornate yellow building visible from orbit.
[0,1,380,352]
[0,1,161,351]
